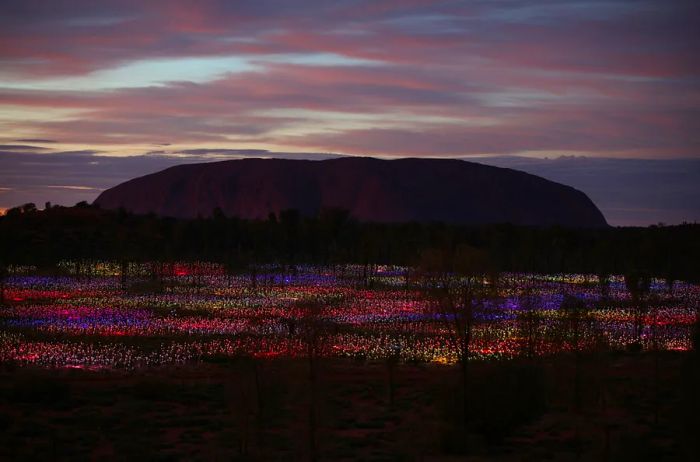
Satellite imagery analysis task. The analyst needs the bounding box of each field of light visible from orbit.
[0,263,697,370]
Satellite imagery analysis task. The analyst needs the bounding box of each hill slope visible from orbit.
[94,157,607,227]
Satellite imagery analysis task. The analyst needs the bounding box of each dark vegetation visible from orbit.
[1,203,698,282]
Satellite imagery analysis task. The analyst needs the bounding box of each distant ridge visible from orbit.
[94,157,608,227]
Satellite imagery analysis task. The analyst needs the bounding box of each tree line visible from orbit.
[0,202,698,283]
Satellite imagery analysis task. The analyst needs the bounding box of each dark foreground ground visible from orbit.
[1,352,698,461]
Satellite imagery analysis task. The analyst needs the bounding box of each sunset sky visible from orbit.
[1,0,698,225]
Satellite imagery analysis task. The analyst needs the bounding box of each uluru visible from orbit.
[94,157,607,227]
[95,157,606,227]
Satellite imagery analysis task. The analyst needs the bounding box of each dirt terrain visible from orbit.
[1,352,697,461]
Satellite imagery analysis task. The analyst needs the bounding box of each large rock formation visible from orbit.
[94,157,608,227]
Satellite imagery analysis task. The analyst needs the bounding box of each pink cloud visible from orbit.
[0,0,697,158]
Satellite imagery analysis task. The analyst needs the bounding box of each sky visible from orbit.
[1,0,698,225]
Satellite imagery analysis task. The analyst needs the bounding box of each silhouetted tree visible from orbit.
[625,272,651,347]
[517,276,541,360]
[295,299,326,462]
[385,344,400,409]
[560,294,590,411]
[598,271,611,307]
[0,262,7,307]
[6,203,37,217]
[416,244,497,431]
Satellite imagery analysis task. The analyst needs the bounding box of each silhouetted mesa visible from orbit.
[94,157,608,227]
